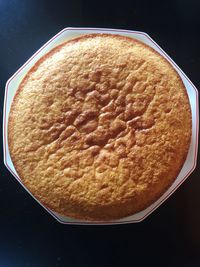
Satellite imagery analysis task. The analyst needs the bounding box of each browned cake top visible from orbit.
[8,34,191,220]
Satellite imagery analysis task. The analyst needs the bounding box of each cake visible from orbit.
[8,34,192,220]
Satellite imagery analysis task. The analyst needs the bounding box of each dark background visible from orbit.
[0,0,200,266]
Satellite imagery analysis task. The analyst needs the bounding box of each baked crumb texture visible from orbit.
[8,34,191,221]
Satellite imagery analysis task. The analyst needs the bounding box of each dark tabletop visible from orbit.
[0,0,200,266]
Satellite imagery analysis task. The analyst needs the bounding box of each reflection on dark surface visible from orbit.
[0,0,200,266]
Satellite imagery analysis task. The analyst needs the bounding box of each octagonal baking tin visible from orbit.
[3,27,199,225]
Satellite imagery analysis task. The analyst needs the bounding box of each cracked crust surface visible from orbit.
[8,34,191,220]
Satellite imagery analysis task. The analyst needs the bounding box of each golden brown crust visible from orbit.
[8,33,192,221]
